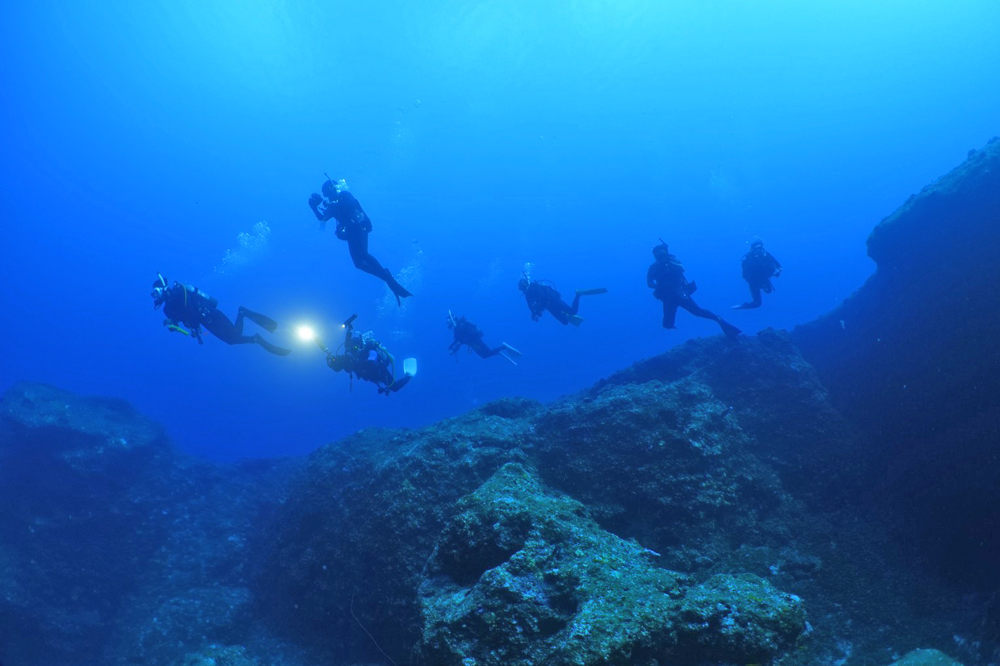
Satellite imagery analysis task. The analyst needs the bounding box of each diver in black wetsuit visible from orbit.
[150,274,291,355]
[646,242,740,338]
[308,177,412,305]
[320,315,411,395]
[447,311,521,364]
[733,240,782,310]
[518,277,607,326]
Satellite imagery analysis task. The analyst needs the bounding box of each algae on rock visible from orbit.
[418,463,805,666]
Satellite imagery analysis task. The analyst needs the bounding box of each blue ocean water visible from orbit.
[1,1,998,461]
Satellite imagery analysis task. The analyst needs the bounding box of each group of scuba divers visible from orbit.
[150,176,782,396]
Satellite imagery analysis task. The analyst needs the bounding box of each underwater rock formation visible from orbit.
[418,463,805,666]
[0,382,296,666]
[254,332,852,664]
[8,135,1000,666]
[0,382,174,664]
[253,403,538,660]
[793,137,1000,588]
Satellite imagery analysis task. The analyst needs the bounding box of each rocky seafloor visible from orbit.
[2,138,999,666]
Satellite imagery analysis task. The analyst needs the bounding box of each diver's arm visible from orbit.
[646,265,658,289]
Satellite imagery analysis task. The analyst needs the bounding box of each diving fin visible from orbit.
[499,351,518,366]
[501,342,522,357]
[240,307,279,333]
[253,334,292,356]
[575,288,608,297]
[720,321,742,338]
[568,315,584,327]
[384,270,413,300]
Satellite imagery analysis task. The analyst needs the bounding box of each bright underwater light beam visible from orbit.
[296,325,316,342]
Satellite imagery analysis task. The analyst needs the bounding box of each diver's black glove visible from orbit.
[309,193,322,208]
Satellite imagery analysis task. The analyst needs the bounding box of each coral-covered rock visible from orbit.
[418,464,805,666]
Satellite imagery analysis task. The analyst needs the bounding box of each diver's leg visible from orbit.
[661,300,678,329]
[473,341,501,358]
[237,306,278,333]
[348,234,386,278]
[252,334,292,356]
[548,305,570,325]
[680,298,740,337]
[387,373,411,393]
[734,285,762,309]
[554,298,583,325]
[349,234,411,302]
[202,310,255,345]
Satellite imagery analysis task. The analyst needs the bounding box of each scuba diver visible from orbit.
[150,274,291,355]
[646,242,741,338]
[447,311,522,365]
[733,239,782,310]
[308,175,412,306]
[318,314,411,395]
[517,276,607,326]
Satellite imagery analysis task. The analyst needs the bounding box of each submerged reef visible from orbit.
[5,140,1000,665]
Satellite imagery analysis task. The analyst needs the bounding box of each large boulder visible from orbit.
[253,401,539,662]
[418,463,806,666]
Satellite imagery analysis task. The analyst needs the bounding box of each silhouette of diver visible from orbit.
[447,311,521,364]
[733,239,782,310]
[646,242,740,338]
[309,176,412,305]
[320,314,411,395]
[151,274,291,355]
[518,276,607,326]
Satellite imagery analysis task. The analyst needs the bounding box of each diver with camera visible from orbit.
[311,314,413,395]
[308,175,412,306]
[647,242,740,338]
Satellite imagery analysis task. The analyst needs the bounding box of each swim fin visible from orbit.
[501,342,522,357]
[499,351,518,366]
[568,315,584,327]
[254,334,292,356]
[720,321,741,338]
[240,307,279,333]
[575,288,608,297]
[384,270,413,306]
